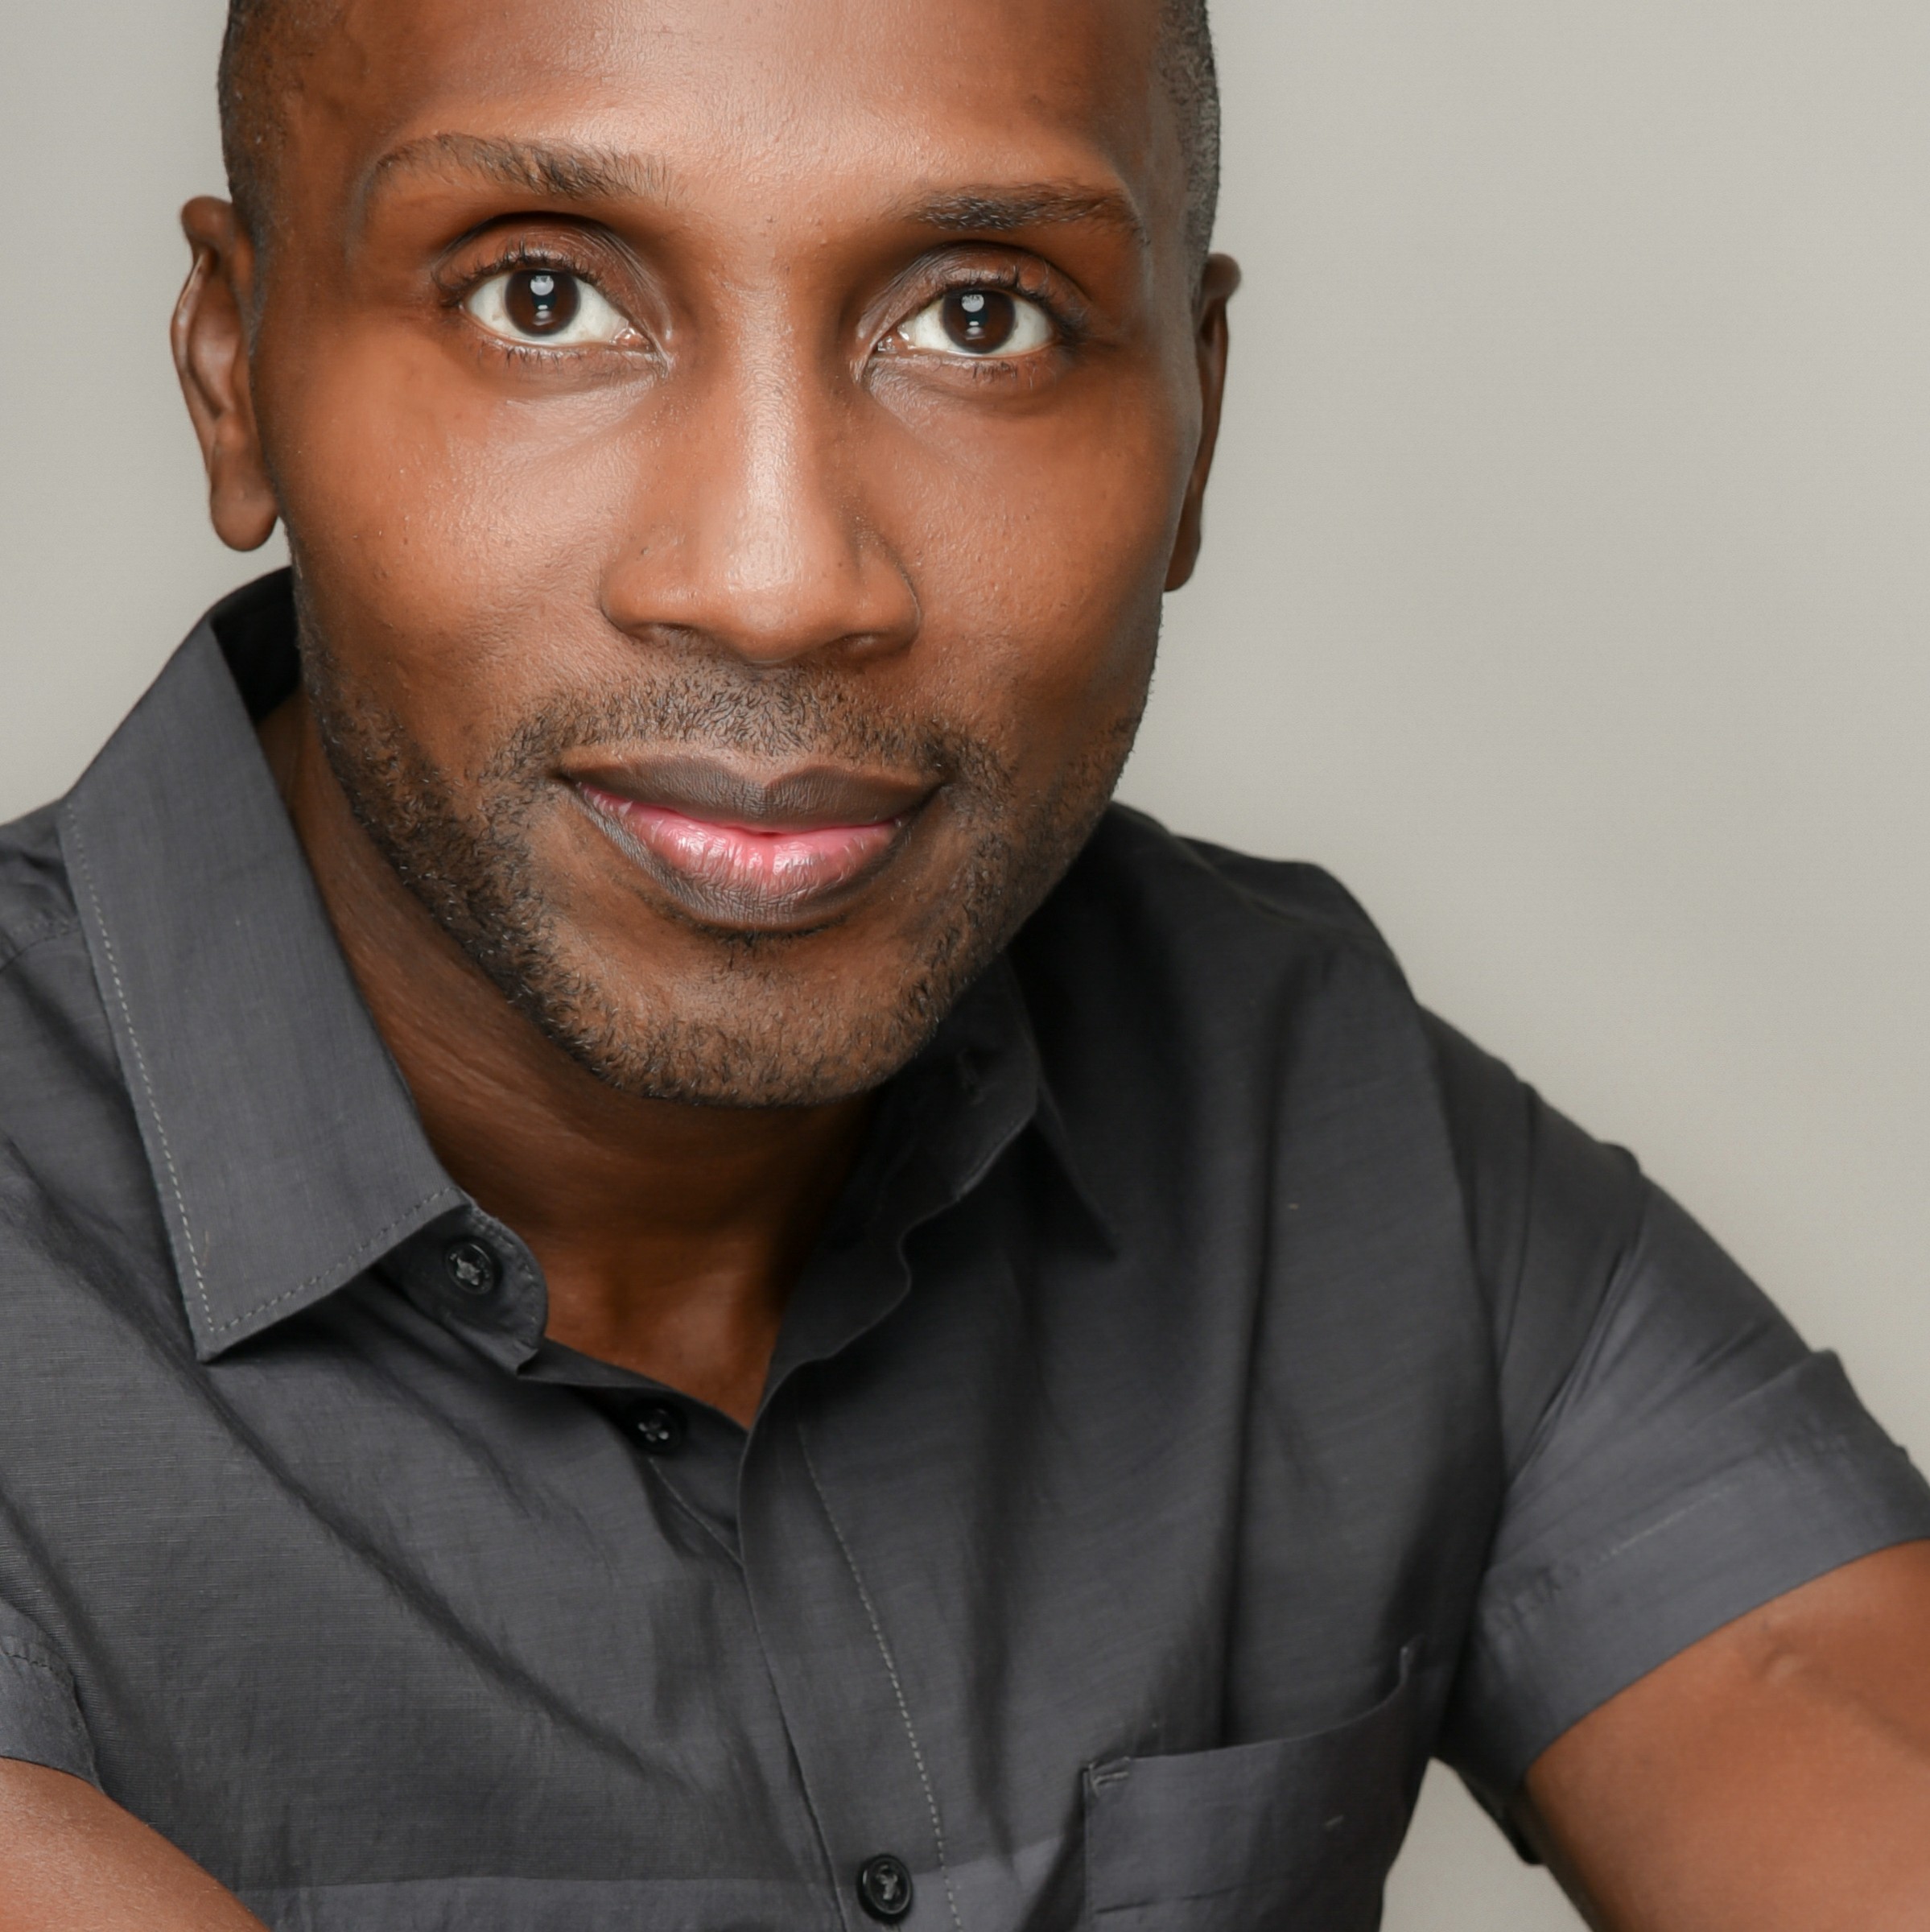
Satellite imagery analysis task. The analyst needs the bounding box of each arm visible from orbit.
[1519,1540,1930,1931]
[0,1761,268,1932]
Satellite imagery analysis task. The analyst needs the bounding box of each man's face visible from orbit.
[233,0,1228,1106]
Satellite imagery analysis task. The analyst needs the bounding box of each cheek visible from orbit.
[885,388,1181,766]
[260,313,1185,787]
[266,333,636,595]
[258,327,649,749]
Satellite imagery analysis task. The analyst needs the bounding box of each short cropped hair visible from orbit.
[217,0,1221,269]
[1157,0,1221,270]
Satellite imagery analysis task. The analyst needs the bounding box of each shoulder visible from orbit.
[1012,805,1407,1043]
[1009,807,1456,1232]
[1012,810,1641,1391]
[0,803,80,974]
[1031,805,1396,965]
[1012,807,1429,1140]
[0,801,155,1270]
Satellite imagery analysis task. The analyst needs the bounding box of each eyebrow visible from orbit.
[361,134,672,213]
[361,136,1145,251]
[904,186,1149,250]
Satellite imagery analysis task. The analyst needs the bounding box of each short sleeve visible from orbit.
[1422,1017,1930,1818]
[0,1595,97,1785]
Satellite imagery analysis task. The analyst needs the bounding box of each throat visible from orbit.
[538,1256,795,1429]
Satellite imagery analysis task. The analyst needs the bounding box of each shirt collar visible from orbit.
[59,572,1111,1367]
[59,574,464,1360]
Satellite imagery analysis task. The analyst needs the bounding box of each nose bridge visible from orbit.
[610,305,917,666]
[729,335,855,608]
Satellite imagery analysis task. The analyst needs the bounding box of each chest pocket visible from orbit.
[1082,1646,1421,1931]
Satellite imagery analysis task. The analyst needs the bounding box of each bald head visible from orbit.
[217,0,1220,267]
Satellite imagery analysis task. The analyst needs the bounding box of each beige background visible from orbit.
[4,3,1928,1926]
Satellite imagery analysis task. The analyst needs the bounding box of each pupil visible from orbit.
[942,288,1017,353]
[505,269,580,336]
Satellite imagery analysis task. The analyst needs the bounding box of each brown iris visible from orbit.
[503,270,580,336]
[941,289,1018,353]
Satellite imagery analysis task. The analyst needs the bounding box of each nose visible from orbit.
[600,338,921,669]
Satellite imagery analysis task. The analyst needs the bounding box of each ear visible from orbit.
[1165,252,1241,592]
[172,197,281,552]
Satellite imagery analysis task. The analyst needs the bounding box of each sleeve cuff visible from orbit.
[1443,1379,1930,1810]
[0,1637,98,1787]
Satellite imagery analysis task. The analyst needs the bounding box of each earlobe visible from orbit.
[1163,253,1240,593]
[172,197,281,553]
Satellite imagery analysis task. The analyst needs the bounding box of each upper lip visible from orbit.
[570,752,935,832]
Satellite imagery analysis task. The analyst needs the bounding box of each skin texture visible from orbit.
[181,0,1236,1427]
[0,1767,270,1932]
[2,0,1926,1926]
[1518,1541,1930,1930]
[177,0,1236,1430]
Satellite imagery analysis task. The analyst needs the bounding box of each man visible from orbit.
[1,0,1928,1926]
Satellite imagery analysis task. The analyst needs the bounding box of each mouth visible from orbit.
[571,752,935,930]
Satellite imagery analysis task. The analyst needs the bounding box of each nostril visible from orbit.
[601,532,919,669]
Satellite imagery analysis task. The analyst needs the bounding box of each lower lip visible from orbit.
[579,785,907,920]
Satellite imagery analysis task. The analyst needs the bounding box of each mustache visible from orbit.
[480,660,1004,795]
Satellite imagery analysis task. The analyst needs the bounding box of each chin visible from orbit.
[493,931,959,1108]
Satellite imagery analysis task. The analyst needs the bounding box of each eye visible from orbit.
[897,287,1055,359]
[464,268,632,348]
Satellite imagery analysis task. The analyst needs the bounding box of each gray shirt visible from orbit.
[1,572,1924,1932]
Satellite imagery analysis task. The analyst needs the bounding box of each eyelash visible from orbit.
[901,262,1087,361]
[443,238,592,299]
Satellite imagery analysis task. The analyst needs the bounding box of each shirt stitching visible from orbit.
[65,814,217,1338]
[65,815,456,1341]
[210,1188,462,1334]
[0,916,82,979]
[0,1646,68,1682]
[799,1429,965,1932]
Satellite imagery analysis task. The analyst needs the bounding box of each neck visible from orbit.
[262,696,874,1427]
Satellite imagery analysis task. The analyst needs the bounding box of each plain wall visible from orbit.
[4,6,1928,1927]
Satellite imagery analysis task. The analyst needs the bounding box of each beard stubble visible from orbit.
[299,601,1142,1108]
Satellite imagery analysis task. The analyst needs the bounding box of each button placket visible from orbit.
[738,1404,956,1932]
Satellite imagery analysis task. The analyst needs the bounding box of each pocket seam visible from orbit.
[1082,1639,1424,1926]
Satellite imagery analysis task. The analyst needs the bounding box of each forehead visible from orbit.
[287,0,1179,242]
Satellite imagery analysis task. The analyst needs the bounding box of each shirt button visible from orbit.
[631,1401,687,1455]
[443,1239,501,1297]
[856,1853,914,1923]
